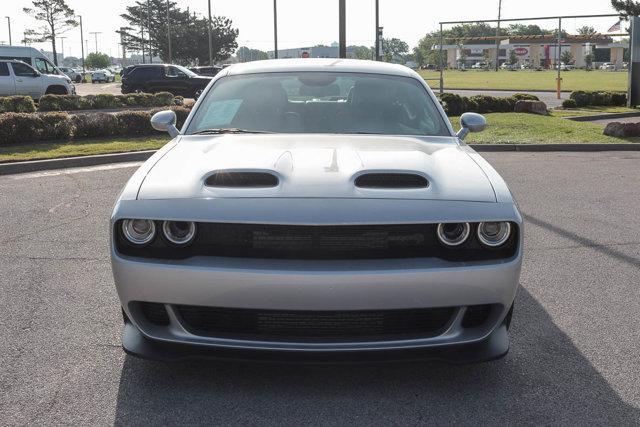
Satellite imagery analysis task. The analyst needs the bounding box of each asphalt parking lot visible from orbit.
[1,152,639,425]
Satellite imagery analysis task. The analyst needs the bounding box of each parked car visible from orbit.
[120,64,212,98]
[471,62,489,69]
[59,66,84,83]
[0,45,66,77]
[188,65,223,77]
[0,59,75,99]
[557,63,575,71]
[91,69,115,83]
[500,63,518,70]
[111,59,523,363]
[600,62,616,71]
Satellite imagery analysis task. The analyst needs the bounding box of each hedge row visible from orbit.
[0,96,37,114]
[439,93,540,116]
[567,91,627,108]
[0,107,191,144]
[38,92,184,112]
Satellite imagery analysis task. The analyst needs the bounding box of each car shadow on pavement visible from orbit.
[114,288,640,425]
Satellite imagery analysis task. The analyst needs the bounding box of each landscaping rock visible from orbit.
[603,122,640,138]
[514,100,548,115]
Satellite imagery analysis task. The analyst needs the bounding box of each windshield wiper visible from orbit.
[192,128,270,135]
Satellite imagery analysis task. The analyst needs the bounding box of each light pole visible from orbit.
[89,31,101,53]
[207,0,213,65]
[273,0,278,59]
[147,0,153,63]
[494,0,502,71]
[374,0,379,61]
[339,0,346,58]
[5,17,11,45]
[78,15,85,75]
[59,36,66,60]
[166,0,172,63]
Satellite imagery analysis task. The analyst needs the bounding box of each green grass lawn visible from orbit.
[0,135,170,163]
[451,113,639,144]
[420,69,628,92]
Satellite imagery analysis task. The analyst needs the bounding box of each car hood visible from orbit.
[137,134,496,202]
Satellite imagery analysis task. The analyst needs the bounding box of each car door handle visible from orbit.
[16,79,23,82]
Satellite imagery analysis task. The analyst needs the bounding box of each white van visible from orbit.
[0,45,66,77]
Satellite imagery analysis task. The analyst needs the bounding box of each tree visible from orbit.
[236,46,268,62]
[382,38,409,63]
[119,0,238,65]
[507,24,550,36]
[85,52,110,69]
[611,0,640,17]
[585,53,595,69]
[353,46,373,60]
[457,43,467,69]
[561,50,573,64]
[62,56,80,67]
[23,0,78,66]
[508,50,518,65]
[577,26,597,36]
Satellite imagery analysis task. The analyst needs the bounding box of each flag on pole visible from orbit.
[608,20,621,33]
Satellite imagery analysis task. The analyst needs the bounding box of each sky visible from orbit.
[0,0,623,59]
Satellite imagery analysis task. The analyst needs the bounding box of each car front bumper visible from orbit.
[112,248,521,363]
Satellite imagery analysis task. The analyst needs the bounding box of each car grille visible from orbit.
[116,222,518,261]
[173,305,457,342]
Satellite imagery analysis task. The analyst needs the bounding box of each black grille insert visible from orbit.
[462,304,493,328]
[355,173,429,189]
[205,172,279,188]
[139,302,170,326]
[175,305,456,342]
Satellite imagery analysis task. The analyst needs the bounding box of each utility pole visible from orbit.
[147,0,153,63]
[59,36,66,60]
[556,18,562,99]
[141,27,146,63]
[78,15,85,75]
[374,0,379,61]
[89,31,101,53]
[494,0,502,71]
[5,17,11,45]
[119,28,127,67]
[166,0,172,63]
[207,0,213,65]
[339,0,346,58]
[273,0,278,59]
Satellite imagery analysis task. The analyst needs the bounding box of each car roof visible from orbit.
[224,58,418,78]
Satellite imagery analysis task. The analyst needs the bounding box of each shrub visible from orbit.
[72,113,118,138]
[92,94,123,110]
[13,96,37,113]
[0,97,12,113]
[0,113,43,144]
[78,95,95,110]
[153,92,175,107]
[39,95,81,112]
[439,93,464,116]
[512,93,540,102]
[569,90,627,107]
[115,111,155,135]
[562,99,578,109]
[40,113,74,141]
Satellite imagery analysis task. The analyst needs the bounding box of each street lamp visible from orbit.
[207,0,213,65]
[166,0,172,63]
[77,15,86,75]
[5,17,11,45]
[89,31,102,53]
[273,0,278,59]
[59,36,66,60]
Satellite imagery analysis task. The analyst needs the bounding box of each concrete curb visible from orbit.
[563,112,640,122]
[2,144,640,175]
[0,150,156,175]
[469,143,640,152]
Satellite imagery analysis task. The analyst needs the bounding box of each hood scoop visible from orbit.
[205,171,279,188]
[355,173,429,189]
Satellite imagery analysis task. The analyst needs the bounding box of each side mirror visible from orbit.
[151,110,179,138]
[457,112,486,141]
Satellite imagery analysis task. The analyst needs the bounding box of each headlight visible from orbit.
[162,221,196,245]
[477,222,511,247]
[122,219,156,245]
[436,222,470,247]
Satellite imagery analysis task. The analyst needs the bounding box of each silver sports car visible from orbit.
[110,59,523,363]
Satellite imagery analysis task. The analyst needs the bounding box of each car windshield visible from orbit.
[173,65,197,77]
[186,72,450,136]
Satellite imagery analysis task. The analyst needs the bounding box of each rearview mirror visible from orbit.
[151,110,179,138]
[457,112,487,141]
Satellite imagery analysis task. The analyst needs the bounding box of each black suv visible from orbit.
[188,65,223,77]
[121,64,212,98]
